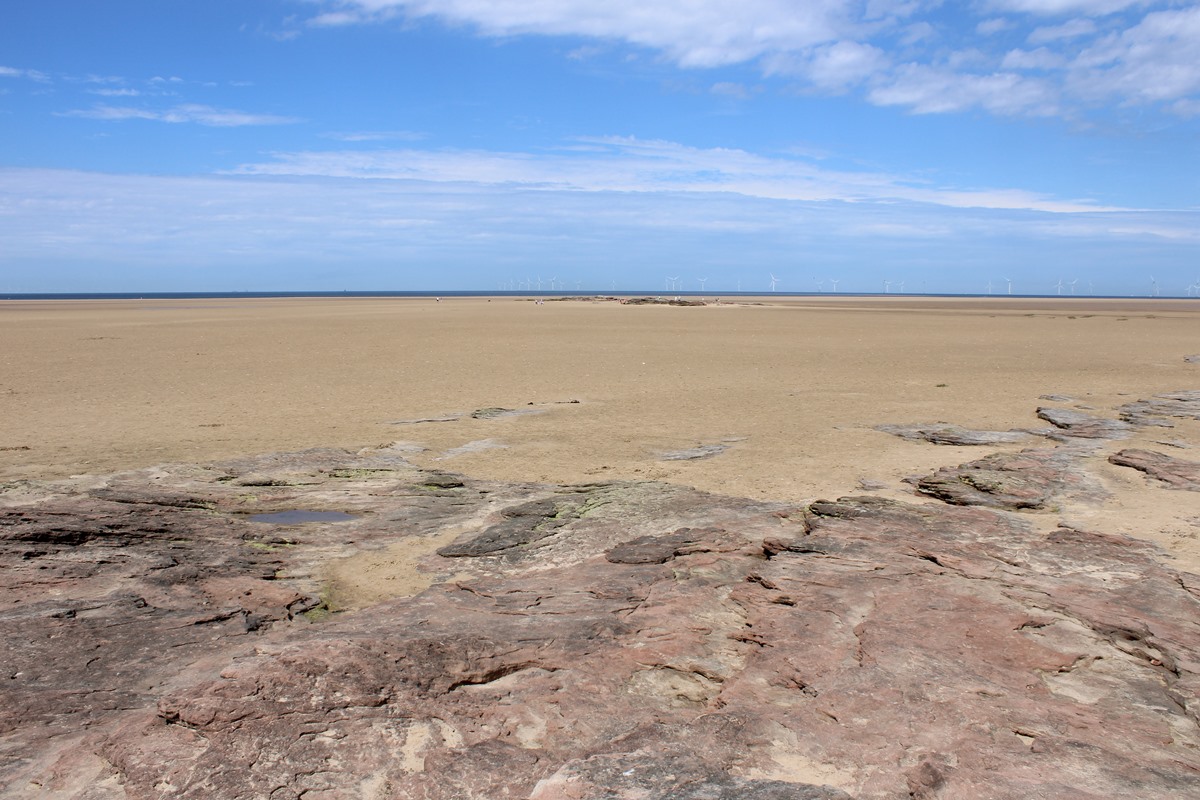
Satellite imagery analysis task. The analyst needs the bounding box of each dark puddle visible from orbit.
[248,510,358,524]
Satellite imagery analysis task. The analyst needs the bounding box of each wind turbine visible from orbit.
[986,280,993,295]
[1070,279,1078,295]
[667,276,680,292]
[1004,276,1012,295]
[830,278,839,292]
[697,277,708,291]
[1150,276,1160,297]
[883,279,891,294]
[536,276,543,291]
[1055,278,1064,296]
[814,277,824,292]
[769,274,779,292]
[897,280,905,293]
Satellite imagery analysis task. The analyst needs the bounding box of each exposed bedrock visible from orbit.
[1035,407,1133,440]
[3,443,1200,798]
[1109,448,1200,491]
[914,445,1105,511]
[874,423,1033,446]
[1118,391,1200,427]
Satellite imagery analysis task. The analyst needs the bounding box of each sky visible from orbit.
[1,1,1198,295]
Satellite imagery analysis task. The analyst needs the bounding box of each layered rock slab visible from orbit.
[3,448,1200,799]
[1109,448,1200,491]
[914,445,1105,511]
[875,423,1032,446]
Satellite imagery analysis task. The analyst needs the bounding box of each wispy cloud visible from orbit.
[229,135,1121,213]
[61,103,301,126]
[321,130,426,141]
[1,166,1194,292]
[0,65,51,82]
[306,1,1200,121]
[88,88,142,97]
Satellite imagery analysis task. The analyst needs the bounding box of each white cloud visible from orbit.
[319,0,855,67]
[977,17,1015,35]
[1028,18,1097,44]
[61,103,301,126]
[89,88,142,97]
[322,130,426,141]
[804,41,890,91]
[2,166,1193,293]
[869,64,1060,116]
[0,65,50,82]
[1070,6,1200,103]
[229,135,1117,213]
[308,1,1200,121]
[710,81,752,99]
[1002,47,1068,70]
[986,0,1148,16]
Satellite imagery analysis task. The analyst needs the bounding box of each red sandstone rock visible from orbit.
[1109,448,1200,491]
[3,445,1200,799]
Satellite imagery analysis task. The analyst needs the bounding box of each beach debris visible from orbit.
[875,422,1032,446]
[1038,393,1076,402]
[1185,354,1200,363]
[1036,406,1133,439]
[914,445,1105,510]
[1118,391,1200,427]
[5,445,1200,798]
[1109,448,1200,491]
[659,443,728,461]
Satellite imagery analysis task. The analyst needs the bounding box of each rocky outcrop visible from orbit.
[4,441,1200,798]
[914,445,1105,510]
[660,444,729,460]
[1109,448,1200,491]
[1118,391,1200,427]
[1035,407,1132,439]
[875,423,1032,446]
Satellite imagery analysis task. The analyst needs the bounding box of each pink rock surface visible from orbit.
[3,445,1200,798]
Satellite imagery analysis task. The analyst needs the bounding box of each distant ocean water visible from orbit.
[0,290,1138,300]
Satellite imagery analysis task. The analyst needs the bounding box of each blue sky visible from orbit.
[1,1,1198,295]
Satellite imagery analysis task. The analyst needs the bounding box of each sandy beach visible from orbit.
[3,294,1199,570]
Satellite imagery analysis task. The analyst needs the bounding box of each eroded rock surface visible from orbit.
[1036,407,1132,439]
[875,423,1032,446]
[3,444,1200,799]
[914,445,1105,510]
[1109,448,1200,491]
[1119,391,1200,428]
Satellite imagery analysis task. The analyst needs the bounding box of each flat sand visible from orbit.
[3,295,1200,571]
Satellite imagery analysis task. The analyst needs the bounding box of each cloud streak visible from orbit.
[1,166,1195,293]
[61,103,301,126]
[230,136,1120,213]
